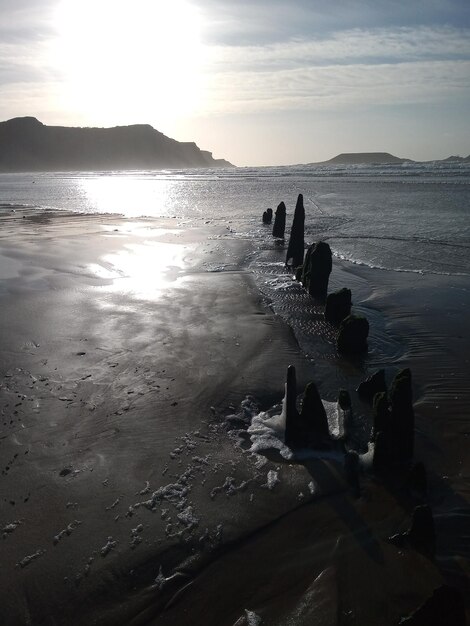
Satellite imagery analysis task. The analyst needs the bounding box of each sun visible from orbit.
[50,0,207,127]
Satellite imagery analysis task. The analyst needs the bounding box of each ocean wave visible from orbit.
[0,202,37,210]
[332,251,470,277]
[321,233,470,277]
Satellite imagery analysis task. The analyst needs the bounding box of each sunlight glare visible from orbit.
[92,241,186,300]
[78,175,175,217]
[51,0,207,126]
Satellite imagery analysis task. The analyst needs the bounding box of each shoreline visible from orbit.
[0,210,469,624]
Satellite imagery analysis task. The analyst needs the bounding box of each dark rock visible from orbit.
[272,202,286,238]
[372,391,391,438]
[407,462,428,495]
[285,194,305,268]
[389,505,436,558]
[284,365,300,448]
[337,314,369,354]
[337,388,352,435]
[344,451,360,498]
[399,585,466,625]
[338,389,351,410]
[324,287,351,324]
[372,431,389,473]
[408,505,436,557]
[390,368,414,461]
[285,370,331,448]
[357,369,387,403]
[294,264,303,282]
[371,375,415,470]
[300,241,332,298]
[285,365,298,423]
[300,382,330,442]
[262,208,273,224]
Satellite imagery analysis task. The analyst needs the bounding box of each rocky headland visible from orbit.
[0,117,233,172]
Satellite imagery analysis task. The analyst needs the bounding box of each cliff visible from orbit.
[0,117,233,171]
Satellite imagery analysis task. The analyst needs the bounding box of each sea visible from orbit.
[0,160,469,276]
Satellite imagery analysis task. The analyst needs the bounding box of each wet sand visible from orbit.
[0,211,469,625]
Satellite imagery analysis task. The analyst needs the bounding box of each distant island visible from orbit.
[311,151,470,165]
[322,152,408,164]
[0,117,233,172]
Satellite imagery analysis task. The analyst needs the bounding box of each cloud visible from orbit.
[195,0,470,45]
[0,1,55,43]
[195,25,470,114]
[0,39,56,86]
[0,81,61,122]
[201,60,470,115]
[206,26,470,70]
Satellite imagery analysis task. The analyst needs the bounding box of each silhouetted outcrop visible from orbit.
[390,368,414,461]
[300,382,330,443]
[300,241,332,298]
[372,391,391,439]
[0,117,233,172]
[262,208,273,224]
[389,505,436,558]
[357,369,387,404]
[338,389,351,411]
[272,202,286,238]
[399,585,466,625]
[321,152,408,165]
[285,194,305,268]
[371,371,415,470]
[284,365,300,448]
[372,431,389,473]
[337,314,369,354]
[407,462,428,496]
[344,451,360,498]
[324,287,351,324]
[337,388,352,436]
[438,155,470,163]
[284,367,332,448]
[304,153,469,167]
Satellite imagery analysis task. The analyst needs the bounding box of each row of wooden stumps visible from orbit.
[284,364,415,484]
[357,368,465,626]
[284,364,339,449]
[262,196,466,623]
[262,203,286,239]
[282,361,465,624]
[263,193,369,353]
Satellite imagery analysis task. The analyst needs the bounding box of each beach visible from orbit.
[0,206,468,625]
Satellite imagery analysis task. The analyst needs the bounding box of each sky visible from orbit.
[0,0,469,165]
